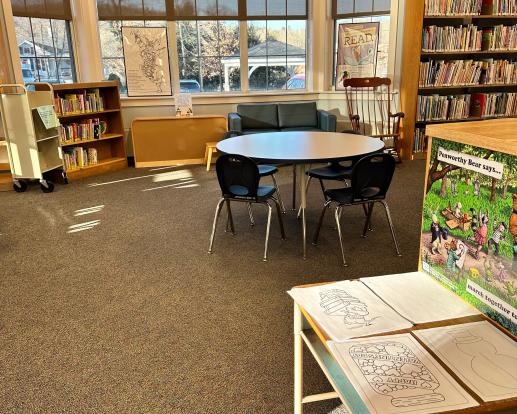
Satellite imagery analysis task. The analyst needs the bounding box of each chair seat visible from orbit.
[307,164,352,180]
[228,185,276,200]
[258,164,278,176]
[325,187,354,205]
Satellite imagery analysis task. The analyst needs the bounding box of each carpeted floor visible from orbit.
[0,160,425,414]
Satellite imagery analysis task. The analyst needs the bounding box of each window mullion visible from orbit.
[168,20,180,94]
[240,20,249,93]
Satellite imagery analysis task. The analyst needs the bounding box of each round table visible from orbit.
[216,131,385,258]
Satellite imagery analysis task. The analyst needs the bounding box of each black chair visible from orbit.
[223,131,285,214]
[312,153,401,267]
[208,154,286,261]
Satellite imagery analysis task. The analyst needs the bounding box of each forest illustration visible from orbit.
[421,138,516,331]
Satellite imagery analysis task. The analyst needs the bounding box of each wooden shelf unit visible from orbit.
[399,3,517,160]
[49,81,127,181]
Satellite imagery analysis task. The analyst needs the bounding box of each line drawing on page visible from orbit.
[348,342,445,408]
[449,329,517,389]
[319,289,381,327]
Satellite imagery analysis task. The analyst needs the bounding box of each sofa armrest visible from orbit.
[228,112,242,133]
[317,110,337,132]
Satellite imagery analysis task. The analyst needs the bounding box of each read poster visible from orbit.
[421,138,517,334]
[336,22,379,90]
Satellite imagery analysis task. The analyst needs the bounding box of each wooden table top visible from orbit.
[216,131,385,163]
[426,119,517,156]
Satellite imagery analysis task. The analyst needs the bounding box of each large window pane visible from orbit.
[176,21,198,57]
[102,57,127,93]
[98,21,124,58]
[13,16,75,84]
[179,57,201,92]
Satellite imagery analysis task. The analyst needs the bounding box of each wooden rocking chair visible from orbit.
[342,77,404,162]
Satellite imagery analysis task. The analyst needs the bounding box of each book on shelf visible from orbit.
[413,128,428,153]
[419,58,517,86]
[58,119,106,144]
[417,92,517,121]
[63,147,99,170]
[55,88,104,115]
[422,24,482,52]
[424,0,482,16]
[481,0,517,15]
[481,24,517,50]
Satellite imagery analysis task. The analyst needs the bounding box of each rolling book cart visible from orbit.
[0,83,61,193]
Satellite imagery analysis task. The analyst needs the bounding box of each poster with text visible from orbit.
[336,22,379,90]
[420,137,517,334]
[122,26,172,97]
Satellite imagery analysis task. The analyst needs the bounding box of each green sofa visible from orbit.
[227,102,336,135]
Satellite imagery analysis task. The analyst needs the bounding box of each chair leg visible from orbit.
[263,202,273,261]
[297,176,312,219]
[208,198,225,253]
[362,202,374,238]
[292,165,296,210]
[271,174,286,214]
[206,147,214,172]
[318,179,327,200]
[247,203,255,227]
[334,206,348,267]
[225,200,235,235]
[380,200,402,256]
[273,197,286,240]
[313,199,332,245]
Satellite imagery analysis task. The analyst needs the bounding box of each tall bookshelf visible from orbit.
[399,1,517,161]
[43,81,127,181]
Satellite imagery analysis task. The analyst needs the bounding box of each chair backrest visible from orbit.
[351,154,396,201]
[216,154,260,200]
[342,77,397,138]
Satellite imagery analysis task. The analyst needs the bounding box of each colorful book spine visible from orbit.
[58,118,102,144]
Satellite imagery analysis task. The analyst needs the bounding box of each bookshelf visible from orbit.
[399,1,517,160]
[45,81,127,181]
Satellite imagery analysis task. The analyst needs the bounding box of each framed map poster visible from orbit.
[336,22,379,90]
[122,26,172,97]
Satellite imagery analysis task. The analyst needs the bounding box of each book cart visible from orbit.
[290,118,517,413]
[0,83,61,192]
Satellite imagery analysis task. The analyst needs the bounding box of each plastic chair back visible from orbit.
[351,154,395,201]
[216,154,260,200]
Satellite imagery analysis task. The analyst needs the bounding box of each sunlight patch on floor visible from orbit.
[67,220,101,233]
[74,205,105,216]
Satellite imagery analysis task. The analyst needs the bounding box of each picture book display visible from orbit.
[421,137,517,334]
[328,334,478,414]
[361,272,481,324]
[414,321,517,402]
[287,281,413,341]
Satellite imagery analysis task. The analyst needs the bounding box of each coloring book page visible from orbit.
[328,334,479,414]
[361,272,480,324]
[414,321,517,402]
[288,280,413,341]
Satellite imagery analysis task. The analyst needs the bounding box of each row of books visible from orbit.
[58,118,102,144]
[419,58,517,86]
[422,24,482,51]
[63,147,98,170]
[424,0,482,16]
[417,92,517,121]
[55,89,104,115]
[482,0,517,15]
[413,128,428,153]
[483,24,517,50]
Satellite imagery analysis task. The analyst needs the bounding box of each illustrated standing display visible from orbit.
[122,27,172,97]
[336,22,379,88]
[420,137,516,334]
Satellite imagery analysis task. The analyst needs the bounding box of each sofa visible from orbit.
[227,102,336,135]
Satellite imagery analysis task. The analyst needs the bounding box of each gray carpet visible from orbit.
[0,160,425,414]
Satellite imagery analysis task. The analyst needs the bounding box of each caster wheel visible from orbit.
[13,181,27,193]
[40,181,54,193]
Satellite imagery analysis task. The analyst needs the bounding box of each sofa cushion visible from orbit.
[237,104,279,129]
[242,128,280,135]
[280,126,321,132]
[278,102,318,128]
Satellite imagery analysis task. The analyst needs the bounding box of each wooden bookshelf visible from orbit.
[399,2,517,160]
[47,81,127,181]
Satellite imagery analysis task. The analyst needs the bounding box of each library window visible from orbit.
[98,20,167,94]
[13,17,76,84]
[176,20,241,93]
[333,0,391,83]
[247,20,306,91]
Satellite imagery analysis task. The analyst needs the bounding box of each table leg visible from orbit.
[294,303,303,414]
[296,164,307,259]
